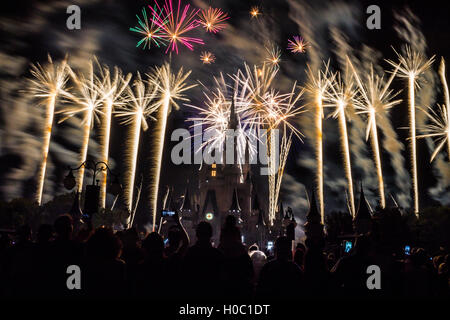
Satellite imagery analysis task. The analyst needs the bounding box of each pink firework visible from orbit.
[198,7,229,33]
[287,36,308,53]
[149,0,204,54]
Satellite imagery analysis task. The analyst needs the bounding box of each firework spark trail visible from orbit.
[59,60,107,192]
[28,55,69,205]
[97,63,132,208]
[409,74,419,214]
[115,72,158,214]
[272,128,293,223]
[149,0,204,54]
[438,58,450,160]
[325,72,356,217]
[305,62,333,223]
[148,63,194,230]
[198,7,229,33]
[386,47,435,215]
[349,58,401,208]
[130,6,168,49]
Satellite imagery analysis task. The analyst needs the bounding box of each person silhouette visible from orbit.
[218,215,254,300]
[331,235,375,297]
[83,227,126,298]
[134,232,167,298]
[256,236,304,300]
[47,215,84,298]
[183,222,224,300]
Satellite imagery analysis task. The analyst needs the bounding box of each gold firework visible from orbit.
[265,44,282,67]
[324,68,357,217]
[28,54,69,205]
[250,6,261,19]
[200,51,216,64]
[349,59,402,209]
[59,59,106,192]
[114,72,158,215]
[96,61,132,208]
[386,46,435,215]
[304,62,334,223]
[147,63,195,230]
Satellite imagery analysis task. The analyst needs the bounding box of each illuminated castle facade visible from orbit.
[176,99,285,247]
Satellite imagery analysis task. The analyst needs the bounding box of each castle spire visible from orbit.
[228,96,238,130]
[355,183,372,221]
[306,190,321,224]
[303,189,324,249]
[353,183,373,235]
[279,201,285,220]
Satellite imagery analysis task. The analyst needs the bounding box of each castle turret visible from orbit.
[353,184,372,235]
[304,190,324,249]
[286,207,296,242]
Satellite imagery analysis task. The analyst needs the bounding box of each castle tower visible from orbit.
[194,94,253,243]
[304,190,325,249]
[353,184,373,235]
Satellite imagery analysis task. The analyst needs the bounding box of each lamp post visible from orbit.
[64,160,121,223]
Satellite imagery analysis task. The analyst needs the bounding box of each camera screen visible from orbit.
[344,241,353,253]
[404,245,411,255]
[162,210,175,217]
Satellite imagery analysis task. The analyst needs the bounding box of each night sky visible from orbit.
[0,0,449,225]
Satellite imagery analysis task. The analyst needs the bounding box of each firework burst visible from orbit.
[147,63,195,230]
[28,55,69,205]
[198,7,229,33]
[265,44,282,67]
[235,63,305,224]
[96,61,132,208]
[416,58,449,162]
[200,51,216,64]
[250,6,261,19]
[349,59,402,209]
[115,72,158,214]
[149,0,204,54]
[417,104,450,162]
[186,74,256,171]
[130,6,168,49]
[287,36,308,54]
[386,46,435,215]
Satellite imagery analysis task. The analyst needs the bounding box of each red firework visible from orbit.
[149,0,204,54]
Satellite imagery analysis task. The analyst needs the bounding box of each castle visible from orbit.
[168,99,287,248]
